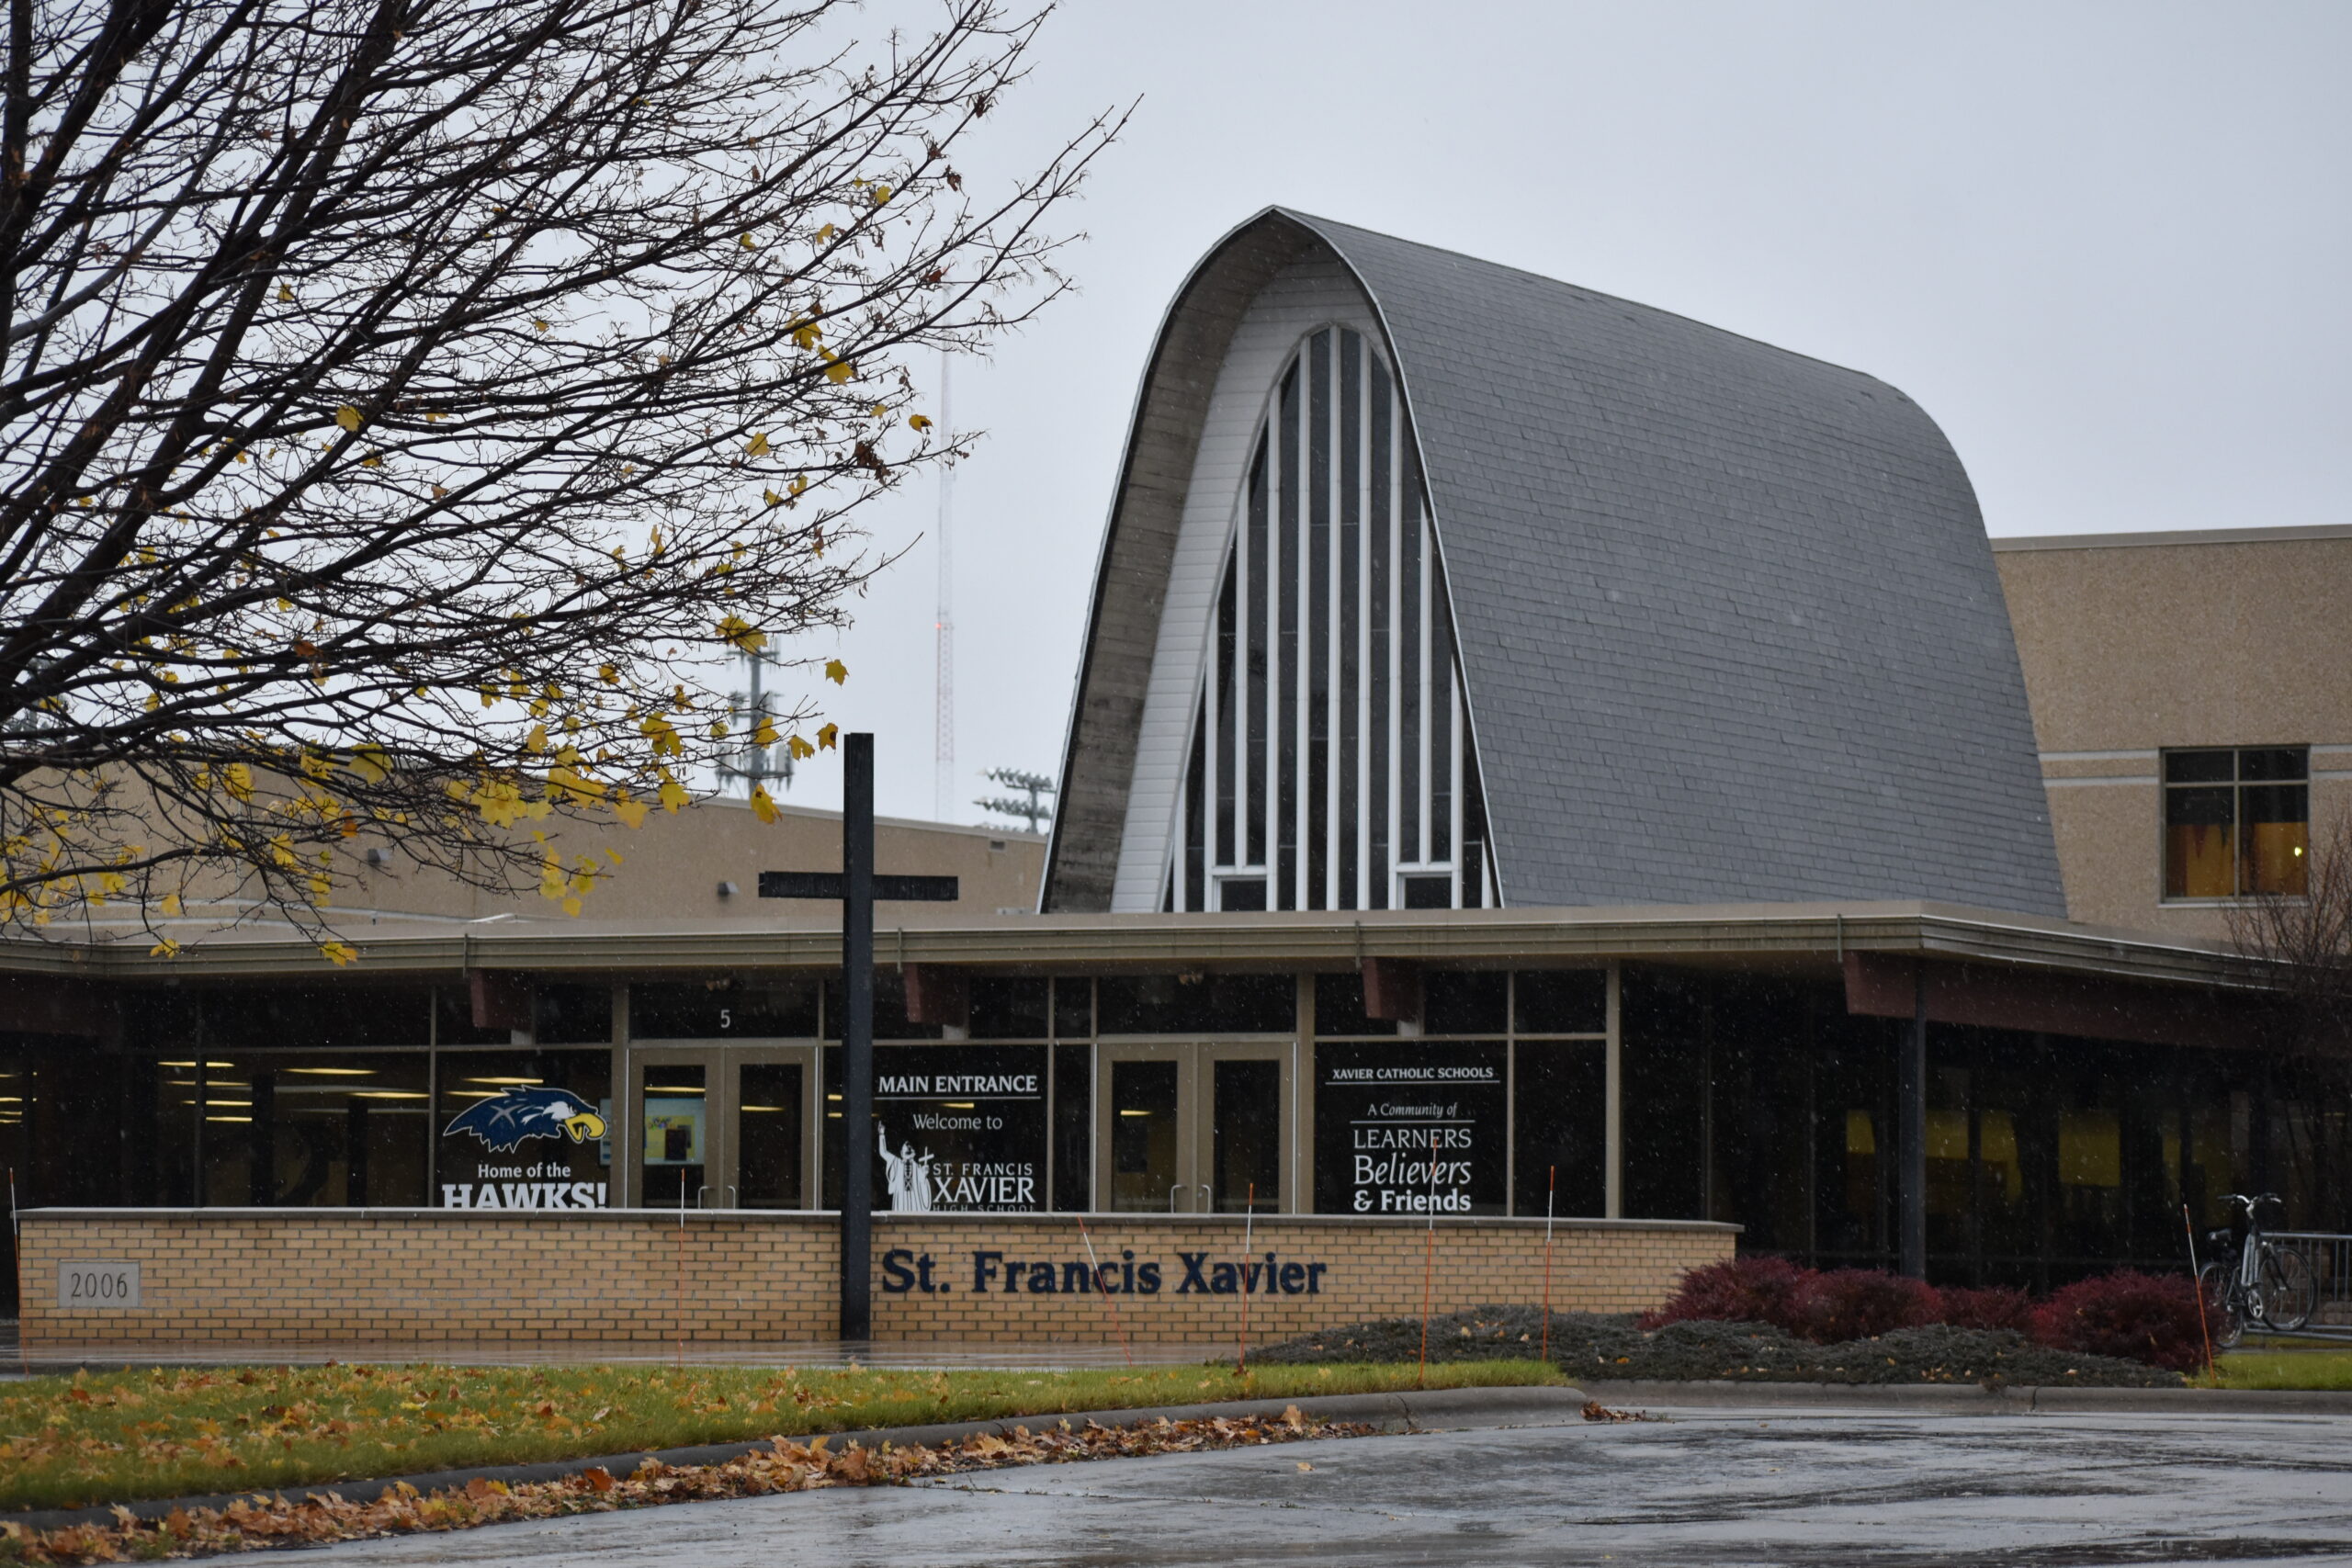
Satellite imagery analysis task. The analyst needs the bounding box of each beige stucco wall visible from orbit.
[1996,528,2352,938]
[341,796,1046,924]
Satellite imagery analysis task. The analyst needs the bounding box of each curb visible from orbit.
[1589,1380,2352,1416]
[1,1384,1594,1536]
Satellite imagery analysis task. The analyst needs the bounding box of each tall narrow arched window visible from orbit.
[1165,326,1496,913]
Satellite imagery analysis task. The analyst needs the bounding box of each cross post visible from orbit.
[758,732,957,1342]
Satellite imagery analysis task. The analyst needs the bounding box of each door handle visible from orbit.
[725,1185,739,1208]
[1168,1185,1182,1213]
[1196,1183,1212,1212]
[696,1184,711,1208]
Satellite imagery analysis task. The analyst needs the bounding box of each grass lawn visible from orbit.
[2212,1349,2352,1390]
[0,1358,1556,1514]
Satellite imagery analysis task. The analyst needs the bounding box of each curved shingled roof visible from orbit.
[1043,209,2065,917]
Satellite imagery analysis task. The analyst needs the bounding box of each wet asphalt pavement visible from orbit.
[297,1407,2352,1566]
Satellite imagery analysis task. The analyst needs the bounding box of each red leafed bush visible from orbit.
[1788,1269,1943,1343]
[1642,1256,1813,1332]
[2031,1270,2209,1371]
[1939,1285,2038,1335]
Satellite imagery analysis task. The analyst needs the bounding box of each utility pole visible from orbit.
[975,768,1056,835]
[933,352,955,822]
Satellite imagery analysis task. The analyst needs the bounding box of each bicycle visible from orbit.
[2199,1192,2316,1348]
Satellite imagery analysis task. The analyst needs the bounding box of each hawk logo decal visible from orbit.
[442,1086,607,1154]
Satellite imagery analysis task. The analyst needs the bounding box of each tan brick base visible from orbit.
[17,1209,1736,1347]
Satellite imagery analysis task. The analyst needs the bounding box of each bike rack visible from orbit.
[2247,1232,2352,1343]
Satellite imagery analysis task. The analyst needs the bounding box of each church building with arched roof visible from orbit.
[1046,208,2066,919]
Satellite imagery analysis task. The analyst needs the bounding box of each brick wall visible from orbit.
[17,1210,1735,1346]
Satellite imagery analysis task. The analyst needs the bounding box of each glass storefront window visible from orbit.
[1513,971,1606,1035]
[164,1053,433,1206]
[1051,1044,1091,1210]
[1053,978,1093,1041]
[1313,1042,1506,1216]
[1096,974,1291,1034]
[969,977,1049,1039]
[1423,972,1505,1035]
[1512,1042,1604,1217]
[822,1044,1048,1212]
[435,1049,614,1210]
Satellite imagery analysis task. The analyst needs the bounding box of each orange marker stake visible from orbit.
[1542,1165,1556,1366]
[1238,1182,1257,1375]
[1417,1145,1439,1389]
[1077,1214,1133,1367]
[2185,1203,2217,1385]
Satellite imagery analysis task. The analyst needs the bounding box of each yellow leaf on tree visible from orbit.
[750,784,778,824]
[561,896,582,917]
[818,722,839,750]
[752,714,779,746]
[610,795,648,829]
[745,432,771,457]
[824,658,847,685]
[786,734,815,760]
[320,942,358,966]
[909,413,933,432]
[150,938,181,958]
[224,763,254,802]
[277,284,295,303]
[335,405,362,432]
[717,615,766,652]
[598,663,619,684]
[738,232,756,250]
[823,359,855,385]
[658,778,691,813]
[161,893,183,917]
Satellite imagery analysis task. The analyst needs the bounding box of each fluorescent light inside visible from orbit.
[465,1076,544,1086]
[284,1067,377,1076]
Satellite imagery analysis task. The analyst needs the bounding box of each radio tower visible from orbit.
[933,353,955,821]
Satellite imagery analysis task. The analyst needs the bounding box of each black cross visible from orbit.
[759,736,957,1342]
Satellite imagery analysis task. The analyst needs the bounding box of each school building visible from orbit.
[6,209,2344,1347]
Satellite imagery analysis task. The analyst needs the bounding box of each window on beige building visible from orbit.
[2163,747,2309,899]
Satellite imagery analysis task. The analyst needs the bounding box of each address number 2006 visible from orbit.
[58,1261,141,1310]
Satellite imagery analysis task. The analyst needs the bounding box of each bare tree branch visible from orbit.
[2229,809,2352,1056]
[0,0,1120,955]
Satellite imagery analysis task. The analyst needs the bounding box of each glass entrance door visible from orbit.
[729,1050,815,1210]
[631,1046,817,1208]
[1096,1043,1292,1213]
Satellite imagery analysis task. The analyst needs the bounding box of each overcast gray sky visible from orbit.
[775,0,2349,827]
